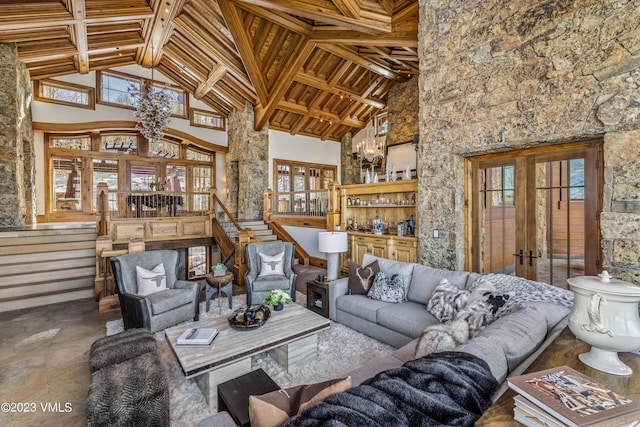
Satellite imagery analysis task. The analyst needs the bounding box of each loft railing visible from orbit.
[266,188,330,216]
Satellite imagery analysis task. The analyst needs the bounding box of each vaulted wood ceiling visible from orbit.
[0,0,418,141]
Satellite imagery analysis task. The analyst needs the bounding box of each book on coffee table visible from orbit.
[176,327,218,346]
[507,365,640,427]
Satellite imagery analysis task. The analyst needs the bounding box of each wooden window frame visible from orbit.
[273,159,337,193]
[96,70,188,119]
[34,79,95,110]
[190,108,226,131]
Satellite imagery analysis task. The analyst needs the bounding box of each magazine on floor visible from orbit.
[176,327,218,346]
[507,365,640,427]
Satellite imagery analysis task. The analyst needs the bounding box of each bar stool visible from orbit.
[204,271,234,313]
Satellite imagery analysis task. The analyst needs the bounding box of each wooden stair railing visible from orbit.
[267,222,310,266]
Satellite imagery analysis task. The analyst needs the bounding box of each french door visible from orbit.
[467,140,602,287]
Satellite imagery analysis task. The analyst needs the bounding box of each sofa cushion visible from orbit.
[362,254,413,297]
[453,336,509,383]
[407,265,469,304]
[347,259,380,295]
[249,377,351,427]
[377,301,440,339]
[136,263,167,296]
[367,272,405,303]
[478,305,549,372]
[147,288,195,315]
[335,294,388,323]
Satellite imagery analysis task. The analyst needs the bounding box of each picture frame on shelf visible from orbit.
[385,141,417,180]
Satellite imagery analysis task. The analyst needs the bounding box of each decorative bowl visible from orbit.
[228,305,271,330]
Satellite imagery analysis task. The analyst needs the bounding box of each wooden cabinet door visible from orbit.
[391,240,417,263]
[368,237,387,259]
[351,236,371,265]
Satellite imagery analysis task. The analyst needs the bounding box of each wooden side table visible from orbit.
[204,271,234,313]
[307,280,330,318]
[476,327,640,426]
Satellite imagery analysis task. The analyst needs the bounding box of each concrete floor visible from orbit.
[0,265,326,427]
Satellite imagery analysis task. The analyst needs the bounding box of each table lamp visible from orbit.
[318,231,348,281]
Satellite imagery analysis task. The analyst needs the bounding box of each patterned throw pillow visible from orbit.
[136,263,167,296]
[347,260,380,294]
[426,278,470,322]
[367,272,405,303]
[258,251,285,277]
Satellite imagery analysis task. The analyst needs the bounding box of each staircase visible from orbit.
[0,225,97,313]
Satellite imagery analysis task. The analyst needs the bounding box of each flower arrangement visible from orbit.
[264,289,293,307]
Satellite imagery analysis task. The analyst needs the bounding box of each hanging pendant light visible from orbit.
[131,47,172,142]
[357,71,385,163]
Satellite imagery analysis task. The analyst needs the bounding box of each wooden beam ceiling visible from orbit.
[0,0,418,141]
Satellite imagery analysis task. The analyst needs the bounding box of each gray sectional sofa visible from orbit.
[328,254,574,400]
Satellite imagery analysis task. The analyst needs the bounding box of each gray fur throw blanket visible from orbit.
[282,351,498,427]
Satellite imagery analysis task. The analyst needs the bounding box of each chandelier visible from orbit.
[357,120,385,163]
[130,48,172,142]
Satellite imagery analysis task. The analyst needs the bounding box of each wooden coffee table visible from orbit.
[165,303,330,412]
[476,327,640,426]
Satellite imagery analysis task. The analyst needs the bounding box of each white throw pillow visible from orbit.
[136,263,167,296]
[258,252,285,277]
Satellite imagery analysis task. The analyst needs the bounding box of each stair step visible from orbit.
[0,287,94,312]
[0,277,94,299]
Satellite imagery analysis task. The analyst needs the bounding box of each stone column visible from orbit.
[340,132,359,185]
[0,43,35,227]
[225,102,268,221]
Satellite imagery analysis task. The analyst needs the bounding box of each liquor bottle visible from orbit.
[347,195,352,206]
[355,195,360,206]
[411,192,416,205]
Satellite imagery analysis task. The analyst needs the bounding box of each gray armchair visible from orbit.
[244,241,297,306]
[111,250,199,333]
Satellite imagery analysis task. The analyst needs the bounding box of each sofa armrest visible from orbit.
[328,277,349,321]
[173,280,200,321]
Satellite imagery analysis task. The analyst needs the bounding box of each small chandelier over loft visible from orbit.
[357,119,385,163]
[130,47,172,142]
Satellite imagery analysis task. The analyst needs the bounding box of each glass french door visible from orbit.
[468,141,602,288]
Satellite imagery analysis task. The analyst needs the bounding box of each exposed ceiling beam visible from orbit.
[331,0,360,19]
[69,0,89,73]
[294,71,386,109]
[277,100,363,128]
[231,0,391,34]
[195,63,227,99]
[139,0,185,67]
[318,43,402,80]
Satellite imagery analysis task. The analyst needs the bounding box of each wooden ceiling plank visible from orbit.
[331,0,361,19]
[318,43,400,80]
[232,2,312,34]
[294,70,386,109]
[218,0,269,106]
[195,63,227,99]
[172,15,253,90]
[232,0,391,34]
[138,0,186,67]
[308,29,417,47]
[254,39,316,130]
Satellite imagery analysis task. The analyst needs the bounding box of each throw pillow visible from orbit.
[415,319,470,358]
[367,272,405,303]
[249,377,351,427]
[347,260,380,294]
[136,263,167,296]
[426,278,470,322]
[259,251,285,277]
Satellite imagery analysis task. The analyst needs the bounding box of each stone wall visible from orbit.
[0,43,35,227]
[417,0,640,283]
[340,132,360,185]
[386,75,419,146]
[226,102,269,220]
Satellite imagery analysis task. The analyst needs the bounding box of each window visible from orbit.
[131,164,156,191]
[192,166,211,211]
[50,136,91,150]
[98,70,140,108]
[102,134,137,154]
[150,140,180,158]
[97,70,187,118]
[273,160,336,216]
[52,156,82,212]
[190,108,226,131]
[34,79,95,109]
[93,159,118,211]
[154,84,187,118]
[188,246,207,278]
[187,148,212,162]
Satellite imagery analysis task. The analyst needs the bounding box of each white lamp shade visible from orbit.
[318,232,348,253]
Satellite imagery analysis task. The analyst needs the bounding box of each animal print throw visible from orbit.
[367,272,405,303]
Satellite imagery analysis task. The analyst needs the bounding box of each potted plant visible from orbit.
[264,289,293,311]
